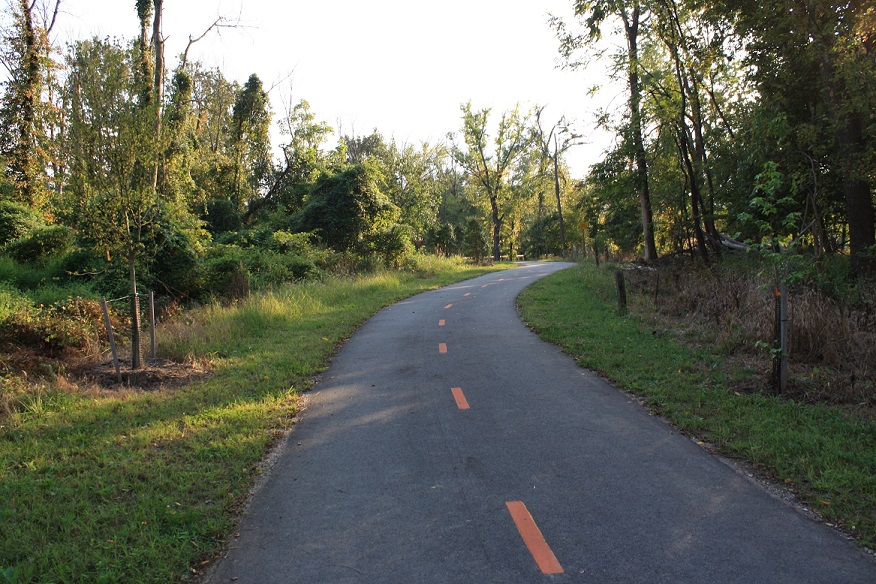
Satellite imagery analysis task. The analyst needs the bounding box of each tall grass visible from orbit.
[0,259,505,583]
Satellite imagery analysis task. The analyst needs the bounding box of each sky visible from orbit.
[55,0,618,177]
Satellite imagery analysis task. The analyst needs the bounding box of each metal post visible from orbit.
[100,298,122,383]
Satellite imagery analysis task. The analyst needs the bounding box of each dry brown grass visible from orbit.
[621,260,876,413]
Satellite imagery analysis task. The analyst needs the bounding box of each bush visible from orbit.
[366,224,414,268]
[0,294,105,355]
[0,201,41,247]
[203,199,242,234]
[6,225,74,264]
[149,223,204,298]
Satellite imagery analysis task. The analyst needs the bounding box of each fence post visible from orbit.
[100,298,122,383]
[148,291,156,362]
[131,292,141,370]
[614,269,627,315]
[772,285,789,393]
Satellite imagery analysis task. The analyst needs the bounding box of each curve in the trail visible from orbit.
[205,262,876,584]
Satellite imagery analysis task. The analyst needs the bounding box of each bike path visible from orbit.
[205,262,876,583]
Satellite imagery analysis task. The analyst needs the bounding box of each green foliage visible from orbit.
[366,224,414,268]
[462,219,488,262]
[5,225,73,264]
[0,201,41,246]
[292,162,399,252]
[0,294,104,354]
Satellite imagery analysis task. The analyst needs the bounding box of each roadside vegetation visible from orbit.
[519,261,876,550]
[0,256,506,583]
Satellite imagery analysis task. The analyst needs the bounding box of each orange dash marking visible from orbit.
[439,319,446,326]
[451,387,470,409]
[438,343,447,354]
[464,293,471,297]
[444,303,454,309]
[505,501,564,575]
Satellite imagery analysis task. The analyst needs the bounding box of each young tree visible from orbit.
[62,37,163,369]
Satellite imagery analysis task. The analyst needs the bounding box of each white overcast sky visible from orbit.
[55,0,618,177]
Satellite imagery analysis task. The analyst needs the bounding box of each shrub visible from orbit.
[6,225,74,264]
[366,224,413,268]
[0,201,41,247]
[0,295,105,356]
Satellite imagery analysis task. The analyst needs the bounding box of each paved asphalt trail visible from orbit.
[205,262,876,583]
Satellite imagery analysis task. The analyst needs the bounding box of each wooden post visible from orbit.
[148,291,156,362]
[771,285,789,393]
[100,298,122,383]
[779,285,788,394]
[614,269,627,315]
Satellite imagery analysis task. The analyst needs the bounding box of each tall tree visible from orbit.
[229,74,271,212]
[451,102,530,261]
[555,0,659,260]
[0,0,60,208]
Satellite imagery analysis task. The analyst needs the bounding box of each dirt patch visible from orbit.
[82,358,211,390]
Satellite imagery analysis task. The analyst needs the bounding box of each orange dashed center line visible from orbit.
[506,501,564,575]
[444,303,454,309]
[451,387,470,410]
[438,319,445,326]
[438,343,447,354]
[463,293,471,297]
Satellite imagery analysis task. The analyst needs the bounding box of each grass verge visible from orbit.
[0,258,507,583]
[518,262,876,549]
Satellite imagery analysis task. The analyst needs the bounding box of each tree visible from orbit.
[707,0,876,275]
[229,74,271,212]
[555,0,659,260]
[451,102,530,261]
[0,0,60,209]
[61,37,164,369]
[292,161,398,252]
[533,107,582,255]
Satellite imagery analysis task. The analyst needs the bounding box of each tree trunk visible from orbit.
[553,148,566,255]
[151,0,164,193]
[624,8,658,261]
[838,113,875,276]
[129,249,141,370]
[490,194,501,261]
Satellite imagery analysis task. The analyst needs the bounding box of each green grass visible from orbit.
[0,258,507,583]
[518,262,876,548]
